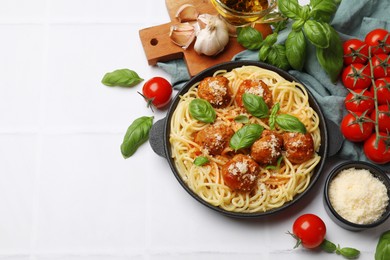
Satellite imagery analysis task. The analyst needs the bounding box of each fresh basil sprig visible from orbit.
[242,93,269,118]
[120,116,154,158]
[189,99,216,123]
[237,0,343,82]
[230,124,264,151]
[275,114,307,134]
[102,68,143,87]
[194,156,209,166]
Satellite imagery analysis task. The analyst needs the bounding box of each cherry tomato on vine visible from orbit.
[365,28,390,55]
[344,88,374,113]
[364,133,390,164]
[141,77,173,109]
[291,214,326,249]
[371,105,390,132]
[343,38,369,65]
[371,54,390,79]
[372,78,390,105]
[340,112,374,142]
[341,63,371,90]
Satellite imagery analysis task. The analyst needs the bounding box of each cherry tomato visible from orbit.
[365,28,390,55]
[344,88,374,113]
[292,214,326,249]
[142,77,173,109]
[343,38,369,65]
[371,105,390,132]
[363,133,390,164]
[341,63,371,90]
[371,54,390,79]
[372,78,390,105]
[340,112,374,142]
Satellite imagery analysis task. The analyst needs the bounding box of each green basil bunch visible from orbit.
[375,230,390,260]
[236,0,343,82]
[321,239,360,259]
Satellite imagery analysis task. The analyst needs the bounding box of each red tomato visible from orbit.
[363,133,390,164]
[141,77,173,109]
[372,78,390,105]
[341,63,371,90]
[365,28,390,55]
[371,105,390,132]
[291,214,326,249]
[371,54,390,79]
[340,112,374,142]
[343,38,369,65]
[344,88,374,113]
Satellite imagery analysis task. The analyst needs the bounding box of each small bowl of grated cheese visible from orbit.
[324,161,390,231]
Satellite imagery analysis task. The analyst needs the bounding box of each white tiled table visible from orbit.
[0,1,388,259]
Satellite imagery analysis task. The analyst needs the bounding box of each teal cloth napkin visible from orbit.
[157,0,390,169]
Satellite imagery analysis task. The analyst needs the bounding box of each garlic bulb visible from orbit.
[194,14,229,56]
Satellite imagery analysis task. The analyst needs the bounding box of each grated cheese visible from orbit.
[328,168,389,225]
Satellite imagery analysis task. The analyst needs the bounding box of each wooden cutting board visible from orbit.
[139,0,273,77]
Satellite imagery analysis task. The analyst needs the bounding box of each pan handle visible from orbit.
[149,118,167,158]
[326,118,344,157]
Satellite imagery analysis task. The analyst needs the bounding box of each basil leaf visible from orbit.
[310,0,337,22]
[102,69,143,87]
[316,24,343,83]
[269,103,280,130]
[278,0,301,20]
[194,156,209,166]
[321,239,337,253]
[339,247,360,259]
[237,26,263,50]
[375,230,390,260]
[303,20,330,48]
[266,44,291,71]
[189,99,216,123]
[285,30,307,71]
[120,116,154,158]
[275,114,306,133]
[243,93,269,118]
[259,45,271,61]
[230,124,264,151]
[234,115,249,123]
[292,19,305,31]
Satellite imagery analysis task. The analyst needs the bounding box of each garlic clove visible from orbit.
[169,23,196,49]
[175,4,199,22]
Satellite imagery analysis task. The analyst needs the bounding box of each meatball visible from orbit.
[194,123,234,156]
[283,132,315,164]
[251,130,283,165]
[222,154,260,192]
[198,76,231,108]
[235,79,273,108]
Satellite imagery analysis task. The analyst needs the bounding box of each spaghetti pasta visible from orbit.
[169,65,321,213]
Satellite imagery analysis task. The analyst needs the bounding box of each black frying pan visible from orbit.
[149,61,342,218]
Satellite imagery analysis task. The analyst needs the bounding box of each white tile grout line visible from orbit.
[29,0,51,259]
